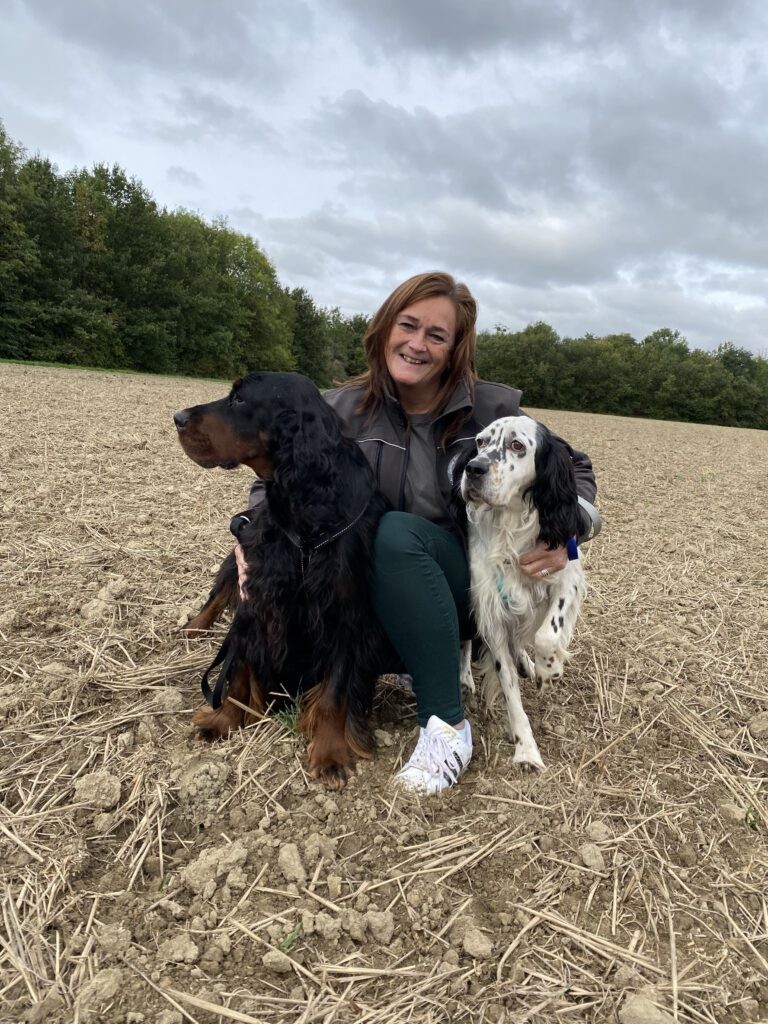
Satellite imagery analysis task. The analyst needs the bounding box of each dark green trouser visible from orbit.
[373,512,472,728]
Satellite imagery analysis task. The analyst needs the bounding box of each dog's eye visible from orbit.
[476,437,487,449]
[507,439,525,452]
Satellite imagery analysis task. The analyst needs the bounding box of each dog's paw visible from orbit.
[534,652,564,690]
[460,642,476,694]
[516,651,535,679]
[180,621,210,640]
[512,739,545,773]
[460,665,476,695]
[311,761,354,791]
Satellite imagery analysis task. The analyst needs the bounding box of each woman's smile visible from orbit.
[385,295,456,411]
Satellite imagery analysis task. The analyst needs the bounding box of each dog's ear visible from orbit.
[451,441,478,495]
[271,404,337,489]
[449,441,478,531]
[526,426,582,549]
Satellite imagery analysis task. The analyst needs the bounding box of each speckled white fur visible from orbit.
[461,416,587,772]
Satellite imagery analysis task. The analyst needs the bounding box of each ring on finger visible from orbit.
[539,568,550,577]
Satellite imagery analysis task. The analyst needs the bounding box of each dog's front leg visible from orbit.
[298,671,375,791]
[183,549,239,637]
[298,682,352,791]
[193,662,264,739]
[534,572,585,690]
[491,638,545,773]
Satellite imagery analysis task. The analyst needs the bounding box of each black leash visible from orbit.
[200,629,237,709]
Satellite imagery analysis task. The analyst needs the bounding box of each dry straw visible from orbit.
[1,364,766,1023]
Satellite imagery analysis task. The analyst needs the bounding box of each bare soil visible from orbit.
[1,362,767,1024]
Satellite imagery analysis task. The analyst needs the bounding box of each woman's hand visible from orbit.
[234,543,249,600]
[519,542,568,580]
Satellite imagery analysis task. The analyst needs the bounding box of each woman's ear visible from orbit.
[529,427,582,549]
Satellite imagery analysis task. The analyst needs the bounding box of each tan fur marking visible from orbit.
[193,664,264,739]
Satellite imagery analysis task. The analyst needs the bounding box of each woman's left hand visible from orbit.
[519,542,568,580]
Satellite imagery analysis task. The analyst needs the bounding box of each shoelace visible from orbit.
[406,730,464,784]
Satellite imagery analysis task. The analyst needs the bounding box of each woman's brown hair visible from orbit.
[345,271,478,438]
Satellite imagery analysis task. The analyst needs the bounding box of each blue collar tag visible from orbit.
[567,536,579,561]
[495,570,512,607]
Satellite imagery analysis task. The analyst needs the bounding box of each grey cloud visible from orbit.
[308,92,511,208]
[482,279,767,353]
[230,202,766,351]
[334,0,572,59]
[166,165,203,188]
[7,0,768,355]
[231,199,616,294]
[21,0,315,87]
[334,0,767,59]
[0,102,85,162]
[141,88,280,147]
[305,54,768,277]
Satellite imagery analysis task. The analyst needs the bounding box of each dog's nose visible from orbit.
[465,456,489,478]
[173,409,190,431]
[230,514,252,540]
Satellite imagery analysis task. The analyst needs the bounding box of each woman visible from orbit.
[317,272,600,795]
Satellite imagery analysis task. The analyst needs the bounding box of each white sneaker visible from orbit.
[394,716,472,795]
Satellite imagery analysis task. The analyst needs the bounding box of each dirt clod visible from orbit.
[585,820,612,842]
[462,927,493,959]
[619,992,675,1024]
[96,923,132,955]
[262,948,294,973]
[278,842,307,883]
[181,839,248,898]
[76,968,125,1009]
[578,842,606,871]
[158,934,200,964]
[365,909,395,944]
[74,771,122,810]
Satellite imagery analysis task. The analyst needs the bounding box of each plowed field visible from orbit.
[1,363,766,1024]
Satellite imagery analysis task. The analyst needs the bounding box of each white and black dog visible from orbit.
[461,415,587,772]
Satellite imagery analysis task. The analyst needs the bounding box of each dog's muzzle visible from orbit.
[465,455,490,479]
[173,409,191,432]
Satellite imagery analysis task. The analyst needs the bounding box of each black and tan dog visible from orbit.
[174,372,391,789]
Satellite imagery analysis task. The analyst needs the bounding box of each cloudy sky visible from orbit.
[2,0,767,352]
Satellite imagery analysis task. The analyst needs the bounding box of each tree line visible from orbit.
[1,122,766,428]
[0,123,366,385]
[478,322,768,429]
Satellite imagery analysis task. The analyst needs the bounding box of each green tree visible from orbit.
[289,287,330,387]
[477,322,565,408]
[560,333,638,415]
[226,230,294,376]
[325,308,369,382]
[0,123,39,359]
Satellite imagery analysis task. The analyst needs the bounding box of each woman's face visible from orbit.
[384,295,456,411]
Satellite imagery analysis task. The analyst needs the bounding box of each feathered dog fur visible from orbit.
[174,371,391,790]
[461,415,587,771]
